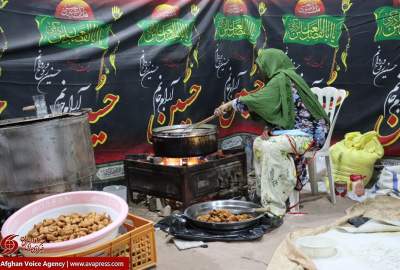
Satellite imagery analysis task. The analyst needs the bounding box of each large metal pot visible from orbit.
[0,112,95,210]
[151,124,218,157]
[184,200,265,231]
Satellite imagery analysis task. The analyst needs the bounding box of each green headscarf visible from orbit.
[239,48,329,129]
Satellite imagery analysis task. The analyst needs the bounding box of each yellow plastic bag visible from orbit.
[329,131,384,190]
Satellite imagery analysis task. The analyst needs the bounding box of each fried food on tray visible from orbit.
[25,212,112,243]
[196,209,253,223]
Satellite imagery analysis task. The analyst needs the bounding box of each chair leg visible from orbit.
[307,158,318,195]
[324,155,337,204]
[289,190,300,213]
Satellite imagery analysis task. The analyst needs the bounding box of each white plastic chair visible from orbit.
[289,87,347,210]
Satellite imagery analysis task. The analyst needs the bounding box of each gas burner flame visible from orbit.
[161,157,204,166]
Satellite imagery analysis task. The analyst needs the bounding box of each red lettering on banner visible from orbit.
[219,80,265,128]
[374,115,400,146]
[181,118,192,125]
[219,110,236,128]
[234,79,264,119]
[0,100,7,114]
[168,84,202,125]
[387,114,398,128]
[88,94,120,124]
[157,112,166,125]
[146,85,202,144]
[147,114,155,143]
[92,131,108,147]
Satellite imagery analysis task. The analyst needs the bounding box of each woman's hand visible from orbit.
[214,101,233,117]
[260,129,270,140]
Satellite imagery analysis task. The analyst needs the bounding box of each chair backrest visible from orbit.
[311,87,347,151]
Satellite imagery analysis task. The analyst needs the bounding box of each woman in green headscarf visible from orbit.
[214,48,330,216]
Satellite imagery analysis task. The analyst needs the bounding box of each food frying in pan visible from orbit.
[196,209,253,223]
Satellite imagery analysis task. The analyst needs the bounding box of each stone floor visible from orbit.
[130,193,355,270]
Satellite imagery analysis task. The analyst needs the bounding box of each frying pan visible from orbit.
[184,200,266,231]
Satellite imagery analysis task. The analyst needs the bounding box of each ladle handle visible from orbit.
[253,207,270,213]
[22,105,36,112]
[193,114,217,128]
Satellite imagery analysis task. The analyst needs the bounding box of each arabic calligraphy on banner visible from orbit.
[168,84,201,125]
[92,131,108,147]
[374,79,400,146]
[372,46,398,87]
[88,94,120,124]
[137,19,195,47]
[59,6,90,20]
[372,43,400,146]
[146,84,202,143]
[374,6,400,41]
[35,15,110,49]
[282,15,345,48]
[214,13,262,45]
[219,80,265,128]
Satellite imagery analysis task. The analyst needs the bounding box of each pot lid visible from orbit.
[152,124,217,138]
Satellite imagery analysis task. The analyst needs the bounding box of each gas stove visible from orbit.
[124,150,248,208]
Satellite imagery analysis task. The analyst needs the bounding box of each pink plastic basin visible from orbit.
[1,191,129,256]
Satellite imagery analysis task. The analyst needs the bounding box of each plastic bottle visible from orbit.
[350,174,365,197]
[245,143,252,172]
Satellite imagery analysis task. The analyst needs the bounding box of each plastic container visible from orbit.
[350,174,366,196]
[32,95,48,117]
[103,185,127,202]
[65,214,157,270]
[49,103,63,116]
[334,181,347,197]
[1,191,129,257]
[297,236,337,258]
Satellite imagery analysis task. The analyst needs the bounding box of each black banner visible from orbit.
[0,0,399,163]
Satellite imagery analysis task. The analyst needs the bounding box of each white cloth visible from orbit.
[338,219,400,233]
[271,129,312,137]
[173,239,207,250]
[309,229,400,270]
[253,135,313,216]
[373,165,400,198]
